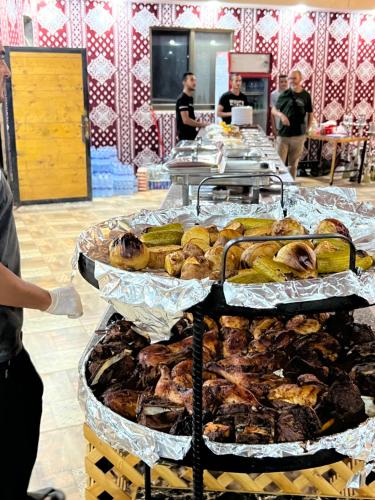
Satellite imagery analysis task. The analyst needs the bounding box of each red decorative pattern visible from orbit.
[1,0,374,167]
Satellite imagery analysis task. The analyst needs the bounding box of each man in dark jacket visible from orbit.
[0,43,83,500]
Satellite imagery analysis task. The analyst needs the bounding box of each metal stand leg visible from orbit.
[192,303,205,500]
[144,464,152,500]
[358,140,367,184]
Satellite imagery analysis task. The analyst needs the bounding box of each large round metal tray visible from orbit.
[78,252,371,315]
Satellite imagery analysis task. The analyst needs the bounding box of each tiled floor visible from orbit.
[14,178,375,498]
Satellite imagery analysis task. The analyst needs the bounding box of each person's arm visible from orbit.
[0,263,51,309]
[217,104,231,119]
[271,106,290,127]
[307,112,313,131]
[306,94,314,131]
[180,110,208,128]
[0,263,83,317]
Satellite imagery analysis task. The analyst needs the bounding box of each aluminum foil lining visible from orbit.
[204,416,375,463]
[73,188,375,340]
[78,306,191,467]
[79,307,375,477]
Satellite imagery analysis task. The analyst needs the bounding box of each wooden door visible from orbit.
[4,47,91,204]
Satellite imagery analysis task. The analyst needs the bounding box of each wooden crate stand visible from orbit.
[84,424,375,500]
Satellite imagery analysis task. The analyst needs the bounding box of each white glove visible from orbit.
[45,285,83,318]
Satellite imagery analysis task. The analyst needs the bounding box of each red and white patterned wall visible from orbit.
[1,0,375,167]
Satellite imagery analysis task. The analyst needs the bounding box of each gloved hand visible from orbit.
[45,285,83,318]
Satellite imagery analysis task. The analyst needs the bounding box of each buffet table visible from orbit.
[165,125,295,207]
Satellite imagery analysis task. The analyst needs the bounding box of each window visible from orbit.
[151,29,233,108]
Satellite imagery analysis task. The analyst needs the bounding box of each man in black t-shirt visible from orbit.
[271,70,313,178]
[176,72,208,141]
[217,74,249,124]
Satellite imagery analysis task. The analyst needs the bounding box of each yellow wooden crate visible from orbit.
[84,424,375,499]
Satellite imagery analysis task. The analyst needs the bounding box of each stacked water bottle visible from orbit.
[146,163,171,190]
[91,146,137,198]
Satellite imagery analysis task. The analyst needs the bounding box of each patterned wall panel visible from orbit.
[1,0,375,167]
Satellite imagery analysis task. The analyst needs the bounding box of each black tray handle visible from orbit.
[196,173,286,216]
[220,233,357,284]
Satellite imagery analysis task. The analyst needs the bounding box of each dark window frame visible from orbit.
[150,27,234,111]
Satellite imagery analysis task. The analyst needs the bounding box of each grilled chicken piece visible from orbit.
[203,421,232,442]
[171,359,216,390]
[206,362,285,399]
[102,387,141,419]
[285,315,321,335]
[204,316,219,333]
[213,351,285,374]
[350,362,375,397]
[268,383,322,407]
[248,330,297,354]
[190,379,261,414]
[346,341,375,367]
[222,328,249,357]
[155,365,186,406]
[168,330,222,360]
[292,333,340,362]
[220,316,249,330]
[276,404,321,442]
[138,344,190,369]
[250,317,284,339]
[136,394,185,432]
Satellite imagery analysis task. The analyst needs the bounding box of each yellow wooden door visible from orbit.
[5,48,90,203]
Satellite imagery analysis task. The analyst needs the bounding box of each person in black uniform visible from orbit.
[217,74,249,124]
[175,72,208,141]
[0,43,83,500]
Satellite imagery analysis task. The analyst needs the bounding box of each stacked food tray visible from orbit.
[75,187,375,499]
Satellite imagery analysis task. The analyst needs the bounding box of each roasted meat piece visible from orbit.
[350,363,375,397]
[248,330,297,354]
[285,315,321,335]
[138,344,190,369]
[213,351,285,374]
[220,316,249,330]
[171,359,216,390]
[88,346,135,387]
[136,395,185,432]
[206,362,285,399]
[250,317,284,339]
[346,341,375,367]
[284,355,330,382]
[268,383,322,407]
[155,366,186,405]
[315,374,366,432]
[276,405,321,442]
[102,387,141,419]
[203,379,260,410]
[203,421,232,442]
[291,333,340,362]
[222,328,249,357]
[235,408,276,444]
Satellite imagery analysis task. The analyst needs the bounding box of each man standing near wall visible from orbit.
[176,72,208,141]
[272,70,313,178]
[270,74,288,136]
[217,74,249,124]
[0,43,82,500]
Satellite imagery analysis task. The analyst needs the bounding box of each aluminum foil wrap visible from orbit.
[78,307,191,466]
[73,188,375,340]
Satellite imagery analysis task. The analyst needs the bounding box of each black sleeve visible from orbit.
[243,94,249,106]
[305,92,313,113]
[218,93,227,107]
[177,94,189,112]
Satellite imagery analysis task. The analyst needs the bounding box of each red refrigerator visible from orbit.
[215,52,272,132]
